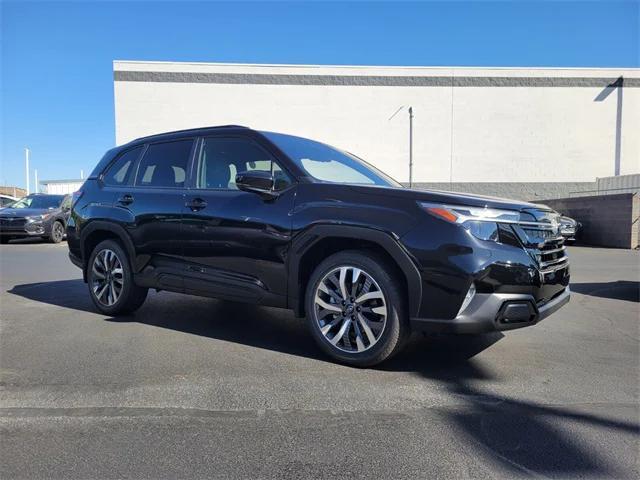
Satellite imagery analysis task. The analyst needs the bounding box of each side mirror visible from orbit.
[236,171,277,198]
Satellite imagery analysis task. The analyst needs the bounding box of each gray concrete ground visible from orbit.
[0,239,638,479]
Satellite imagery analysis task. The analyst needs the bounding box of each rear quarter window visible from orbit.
[102,146,144,186]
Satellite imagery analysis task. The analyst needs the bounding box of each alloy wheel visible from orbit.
[91,249,124,306]
[52,222,64,242]
[313,265,387,353]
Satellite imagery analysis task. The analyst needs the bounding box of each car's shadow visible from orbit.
[571,281,639,302]
[8,278,640,477]
[7,278,503,369]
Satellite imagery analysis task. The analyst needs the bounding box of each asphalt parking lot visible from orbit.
[0,239,638,479]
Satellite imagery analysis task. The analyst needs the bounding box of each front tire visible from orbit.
[87,239,148,315]
[305,250,409,367]
[48,221,65,243]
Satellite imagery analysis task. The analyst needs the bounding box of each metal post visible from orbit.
[80,169,84,180]
[408,107,413,188]
[34,169,38,194]
[25,148,30,195]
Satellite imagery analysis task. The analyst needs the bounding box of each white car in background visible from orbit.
[0,194,18,209]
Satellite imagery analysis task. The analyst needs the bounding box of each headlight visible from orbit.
[465,220,499,242]
[26,213,52,222]
[418,202,520,242]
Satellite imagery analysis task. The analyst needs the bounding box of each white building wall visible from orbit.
[41,181,83,195]
[114,61,640,184]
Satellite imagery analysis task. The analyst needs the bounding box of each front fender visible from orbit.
[287,223,422,317]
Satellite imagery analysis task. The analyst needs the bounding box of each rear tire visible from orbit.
[87,239,148,315]
[48,221,65,243]
[305,250,409,367]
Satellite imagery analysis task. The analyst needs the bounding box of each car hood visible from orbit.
[348,184,551,212]
[0,208,55,218]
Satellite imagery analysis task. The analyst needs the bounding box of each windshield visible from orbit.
[262,132,402,187]
[8,195,64,210]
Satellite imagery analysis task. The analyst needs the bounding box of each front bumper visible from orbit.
[411,286,570,334]
[0,226,47,237]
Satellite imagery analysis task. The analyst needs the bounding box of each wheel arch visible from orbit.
[48,217,66,236]
[52,215,66,227]
[288,225,422,318]
[80,221,137,282]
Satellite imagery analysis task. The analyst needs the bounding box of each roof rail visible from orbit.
[131,125,250,143]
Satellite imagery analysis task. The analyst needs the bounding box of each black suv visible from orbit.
[67,126,570,366]
[1,193,71,244]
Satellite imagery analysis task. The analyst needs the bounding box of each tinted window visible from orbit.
[262,132,401,187]
[135,140,193,188]
[103,147,143,186]
[60,195,72,210]
[197,137,290,191]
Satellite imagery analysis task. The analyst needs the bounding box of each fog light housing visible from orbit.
[25,222,43,233]
[457,283,476,316]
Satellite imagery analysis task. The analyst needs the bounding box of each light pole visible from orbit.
[25,148,30,195]
[389,106,414,188]
[408,107,413,188]
[34,169,38,194]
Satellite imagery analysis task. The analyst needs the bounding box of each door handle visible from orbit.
[186,198,207,211]
[117,194,134,205]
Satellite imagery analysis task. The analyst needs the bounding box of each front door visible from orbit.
[181,135,295,306]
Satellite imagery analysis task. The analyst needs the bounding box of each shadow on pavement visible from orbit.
[8,278,640,477]
[8,279,504,368]
[571,281,639,302]
[1,236,67,245]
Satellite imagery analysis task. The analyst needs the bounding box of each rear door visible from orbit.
[181,134,295,306]
[122,139,195,292]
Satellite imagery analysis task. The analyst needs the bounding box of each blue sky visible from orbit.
[2,0,638,190]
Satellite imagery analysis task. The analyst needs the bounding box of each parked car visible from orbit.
[0,194,19,208]
[67,126,570,366]
[0,193,71,244]
[559,215,581,242]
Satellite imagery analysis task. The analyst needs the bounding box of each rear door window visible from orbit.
[135,140,193,188]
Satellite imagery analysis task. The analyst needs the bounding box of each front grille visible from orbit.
[517,210,569,276]
[0,217,27,231]
[538,237,569,274]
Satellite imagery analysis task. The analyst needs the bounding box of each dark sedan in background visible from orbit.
[0,194,71,244]
[559,215,581,242]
